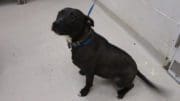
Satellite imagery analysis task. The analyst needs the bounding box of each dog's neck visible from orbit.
[69,27,92,42]
[66,27,93,48]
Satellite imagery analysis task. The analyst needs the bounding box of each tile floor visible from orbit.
[0,0,179,101]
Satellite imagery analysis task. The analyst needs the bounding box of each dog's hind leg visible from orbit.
[117,83,134,99]
[114,78,134,99]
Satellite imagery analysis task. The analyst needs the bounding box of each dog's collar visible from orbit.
[67,30,93,49]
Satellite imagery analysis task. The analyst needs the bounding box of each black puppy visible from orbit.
[52,8,158,99]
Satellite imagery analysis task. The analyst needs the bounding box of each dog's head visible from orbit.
[52,8,94,38]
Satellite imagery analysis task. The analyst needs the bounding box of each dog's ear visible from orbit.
[86,16,94,27]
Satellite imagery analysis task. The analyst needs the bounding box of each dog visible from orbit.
[52,8,159,99]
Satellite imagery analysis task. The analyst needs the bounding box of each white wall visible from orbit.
[97,0,180,63]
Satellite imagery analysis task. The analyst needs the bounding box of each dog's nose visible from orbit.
[52,22,58,31]
[53,21,58,27]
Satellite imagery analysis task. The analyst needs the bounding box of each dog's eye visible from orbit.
[61,10,65,14]
[58,10,65,17]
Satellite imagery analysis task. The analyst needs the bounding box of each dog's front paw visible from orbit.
[79,88,90,97]
[79,70,85,76]
[117,94,124,99]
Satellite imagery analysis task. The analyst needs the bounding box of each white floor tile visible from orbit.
[0,0,179,101]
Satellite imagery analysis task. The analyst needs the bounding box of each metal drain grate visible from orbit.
[168,60,180,84]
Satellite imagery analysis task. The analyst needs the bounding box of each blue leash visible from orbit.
[88,0,97,16]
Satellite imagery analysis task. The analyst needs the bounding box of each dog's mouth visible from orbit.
[52,29,66,35]
[52,22,69,36]
[52,26,65,35]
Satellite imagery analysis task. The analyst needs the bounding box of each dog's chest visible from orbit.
[71,48,96,69]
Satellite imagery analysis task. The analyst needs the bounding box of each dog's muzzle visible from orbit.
[52,21,67,35]
[52,22,58,32]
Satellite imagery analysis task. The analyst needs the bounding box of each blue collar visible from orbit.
[67,32,93,49]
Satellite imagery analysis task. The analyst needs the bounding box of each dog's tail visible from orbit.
[137,70,159,90]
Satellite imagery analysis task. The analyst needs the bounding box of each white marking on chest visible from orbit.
[65,36,72,43]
